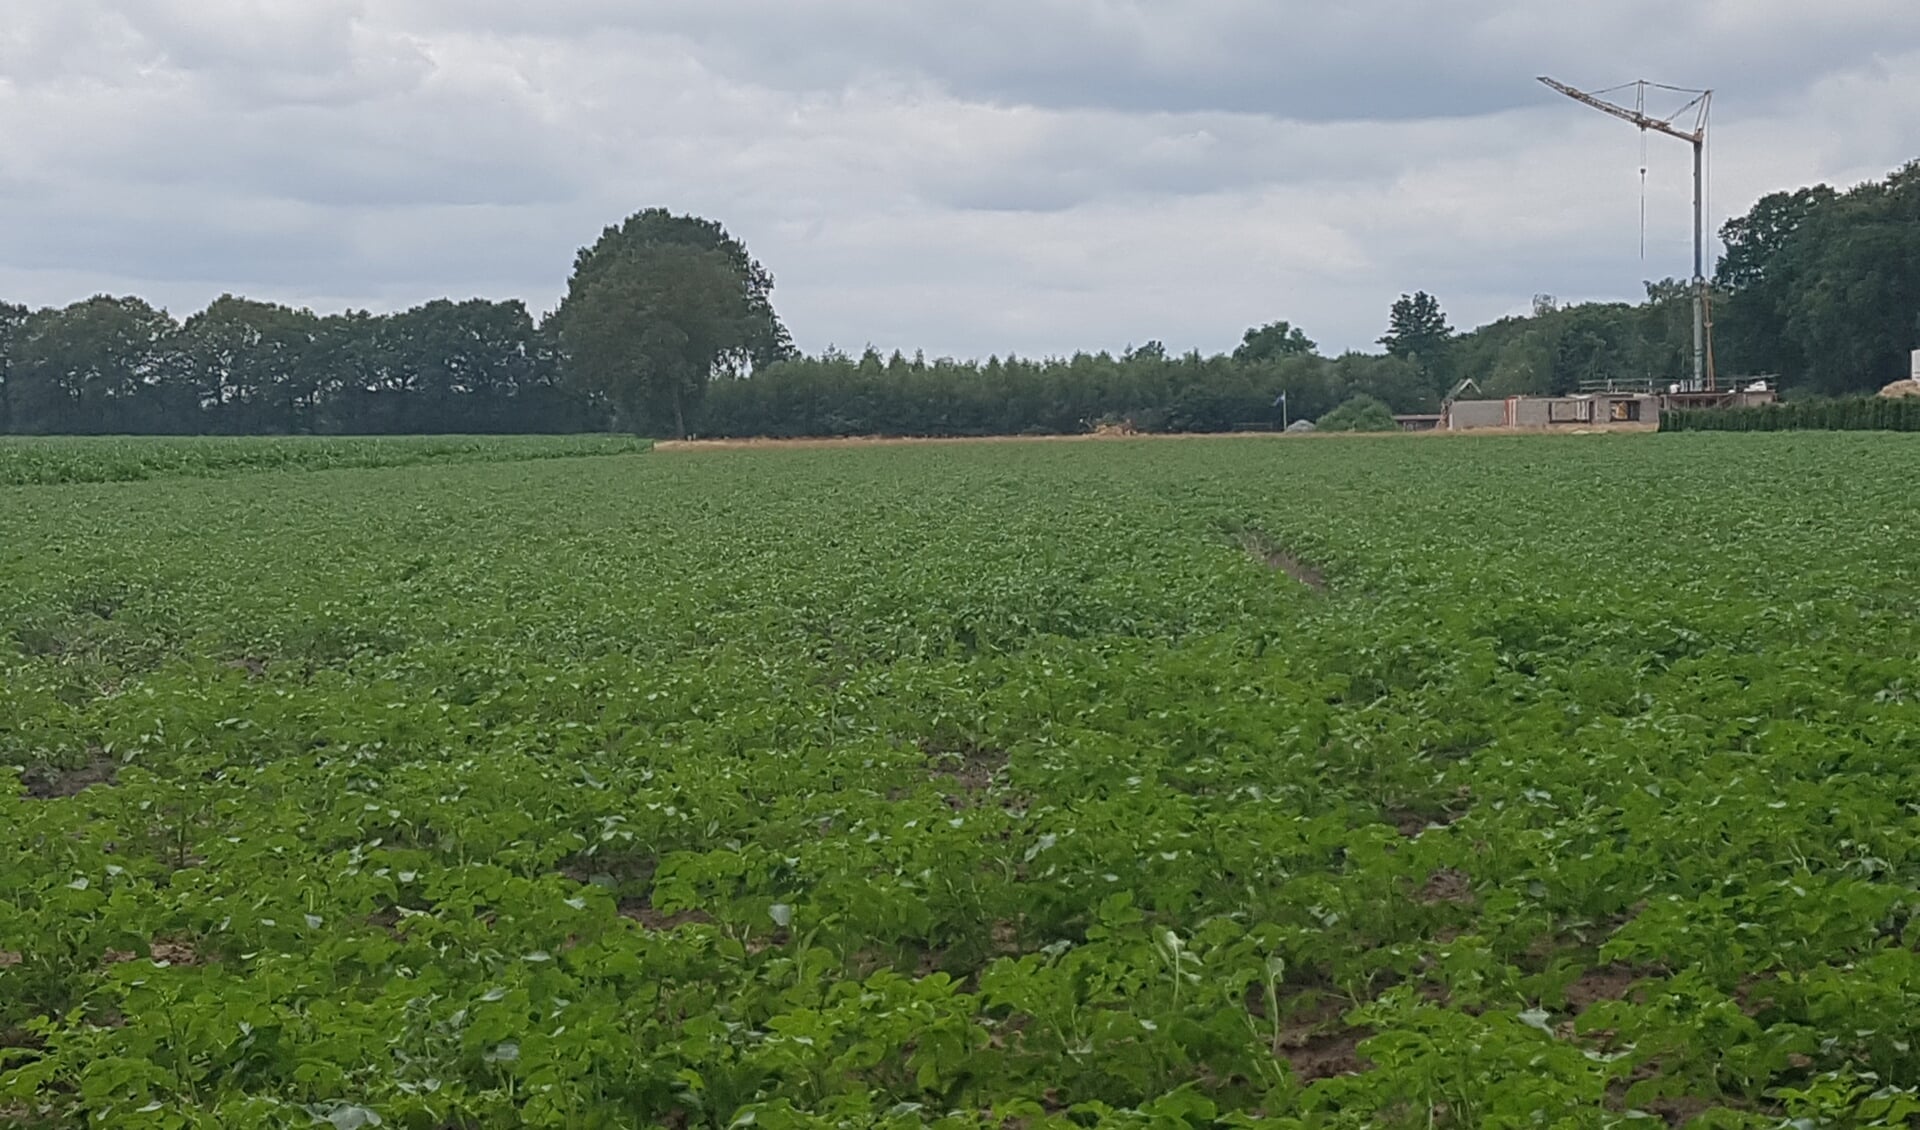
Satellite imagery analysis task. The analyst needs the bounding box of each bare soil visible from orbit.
[1237,532,1329,593]
[1278,1025,1372,1082]
[1604,1074,1745,1128]
[654,426,1658,452]
[1634,1094,1720,1127]
[921,742,1010,808]
[912,921,1025,979]
[1564,964,1648,1012]
[1388,808,1465,838]
[1246,991,1372,1081]
[654,432,1263,452]
[618,899,716,931]
[148,939,203,966]
[21,750,119,799]
[555,854,657,888]
[1416,868,1476,906]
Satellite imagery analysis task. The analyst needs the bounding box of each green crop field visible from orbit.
[5,433,1920,1129]
[0,435,651,487]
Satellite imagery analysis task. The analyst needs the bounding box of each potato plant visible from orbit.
[4,432,1920,1128]
[0,435,649,487]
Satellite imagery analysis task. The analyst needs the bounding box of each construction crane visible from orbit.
[1539,77,1716,391]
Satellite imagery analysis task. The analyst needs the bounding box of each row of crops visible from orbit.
[1662,398,1920,432]
[0,435,649,486]
[5,433,1920,1127]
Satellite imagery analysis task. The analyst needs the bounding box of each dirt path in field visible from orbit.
[652,432,1267,452]
[653,426,1657,452]
[1238,532,1329,593]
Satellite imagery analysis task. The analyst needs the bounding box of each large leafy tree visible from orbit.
[554,210,791,436]
[1717,185,1836,293]
[1713,186,1835,382]
[9,296,181,433]
[363,299,541,432]
[1379,291,1454,394]
[1232,320,1318,363]
[560,242,758,437]
[1777,165,1920,393]
[1380,292,1452,363]
[1707,164,1920,393]
[557,210,792,363]
[175,296,321,432]
[0,301,28,432]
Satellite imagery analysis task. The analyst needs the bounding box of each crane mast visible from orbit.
[1539,77,1715,391]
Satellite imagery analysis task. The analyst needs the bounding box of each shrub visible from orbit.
[1314,394,1401,433]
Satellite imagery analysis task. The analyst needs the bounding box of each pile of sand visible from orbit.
[1880,379,1920,399]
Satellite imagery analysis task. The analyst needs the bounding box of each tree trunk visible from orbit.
[672,386,687,440]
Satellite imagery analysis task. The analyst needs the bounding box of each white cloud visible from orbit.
[0,1,1916,355]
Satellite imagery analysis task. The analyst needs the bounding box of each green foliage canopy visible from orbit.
[554,211,793,437]
[1313,392,1400,432]
[1233,320,1318,363]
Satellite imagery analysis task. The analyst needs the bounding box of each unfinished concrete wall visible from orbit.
[1447,400,1509,429]
[1511,398,1556,427]
[1600,395,1658,424]
[1448,395,1665,429]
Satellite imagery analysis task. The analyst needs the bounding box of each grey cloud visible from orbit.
[397,0,1920,121]
[1,0,1918,358]
[902,107,1556,215]
[0,41,581,214]
[0,5,150,87]
[3,0,433,105]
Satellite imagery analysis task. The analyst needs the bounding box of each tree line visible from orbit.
[0,295,599,436]
[696,334,1431,437]
[3,161,1915,438]
[0,210,786,437]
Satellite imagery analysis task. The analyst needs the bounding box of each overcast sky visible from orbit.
[2,2,1917,357]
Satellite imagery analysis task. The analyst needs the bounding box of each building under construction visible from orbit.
[1440,381,1776,432]
[1421,77,1779,433]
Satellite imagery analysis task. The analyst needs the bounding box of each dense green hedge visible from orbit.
[1663,397,1920,432]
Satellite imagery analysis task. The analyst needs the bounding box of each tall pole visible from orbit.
[1692,138,1706,391]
